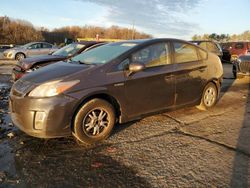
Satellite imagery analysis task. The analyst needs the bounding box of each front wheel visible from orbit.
[72,99,115,145]
[15,53,25,61]
[197,82,218,110]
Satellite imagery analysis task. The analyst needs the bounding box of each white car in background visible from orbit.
[3,42,58,61]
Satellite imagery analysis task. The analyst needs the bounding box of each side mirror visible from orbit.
[127,62,145,76]
[129,62,145,72]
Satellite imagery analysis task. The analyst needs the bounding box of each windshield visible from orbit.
[71,42,138,64]
[52,43,85,57]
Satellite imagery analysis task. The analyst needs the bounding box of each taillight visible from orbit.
[244,49,248,55]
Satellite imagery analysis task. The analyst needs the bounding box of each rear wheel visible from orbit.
[15,53,25,61]
[197,82,218,110]
[72,99,115,145]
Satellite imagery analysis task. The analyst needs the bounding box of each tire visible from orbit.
[15,53,25,61]
[197,82,218,111]
[72,99,115,145]
[232,65,237,79]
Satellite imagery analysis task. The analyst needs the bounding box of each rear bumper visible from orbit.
[9,94,79,138]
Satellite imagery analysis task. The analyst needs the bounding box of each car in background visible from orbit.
[12,41,106,81]
[190,40,223,60]
[232,54,250,78]
[220,42,232,63]
[3,42,58,61]
[223,42,250,62]
[9,38,223,145]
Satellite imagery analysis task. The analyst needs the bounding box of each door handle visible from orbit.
[165,75,174,80]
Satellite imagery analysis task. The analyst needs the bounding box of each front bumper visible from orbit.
[9,94,79,138]
[3,52,15,59]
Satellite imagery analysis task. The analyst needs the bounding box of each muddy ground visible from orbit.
[0,61,249,187]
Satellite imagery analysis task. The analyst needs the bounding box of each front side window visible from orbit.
[131,43,171,68]
[30,43,42,49]
[173,42,199,63]
[42,43,52,49]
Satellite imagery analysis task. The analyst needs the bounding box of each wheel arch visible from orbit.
[71,92,122,131]
[200,78,221,101]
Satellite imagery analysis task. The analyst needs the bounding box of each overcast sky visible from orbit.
[0,0,249,39]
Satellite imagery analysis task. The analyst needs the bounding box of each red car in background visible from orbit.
[223,42,250,62]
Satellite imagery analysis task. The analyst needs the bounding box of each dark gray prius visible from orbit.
[9,38,223,145]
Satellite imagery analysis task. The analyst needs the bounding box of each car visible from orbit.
[223,42,250,62]
[190,40,223,60]
[12,41,106,81]
[220,42,232,63]
[232,54,250,78]
[3,42,58,61]
[9,38,223,145]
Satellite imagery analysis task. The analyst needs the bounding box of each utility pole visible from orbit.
[131,20,135,40]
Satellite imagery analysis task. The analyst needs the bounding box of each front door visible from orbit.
[124,42,175,118]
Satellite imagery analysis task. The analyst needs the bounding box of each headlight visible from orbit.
[29,80,80,97]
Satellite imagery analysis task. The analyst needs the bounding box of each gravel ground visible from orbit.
[0,62,249,187]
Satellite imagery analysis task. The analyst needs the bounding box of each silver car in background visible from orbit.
[3,42,58,61]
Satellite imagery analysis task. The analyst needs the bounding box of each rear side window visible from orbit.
[235,43,244,49]
[131,42,171,68]
[42,43,52,48]
[173,42,199,63]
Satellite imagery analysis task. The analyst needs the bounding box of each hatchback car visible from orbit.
[3,42,58,61]
[12,41,106,81]
[232,54,250,78]
[9,39,223,145]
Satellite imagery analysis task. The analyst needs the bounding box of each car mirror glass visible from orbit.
[128,62,145,73]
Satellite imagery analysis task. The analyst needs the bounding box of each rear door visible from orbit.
[124,42,175,118]
[41,43,53,55]
[172,41,207,106]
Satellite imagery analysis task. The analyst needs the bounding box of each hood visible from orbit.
[19,55,65,70]
[22,61,95,84]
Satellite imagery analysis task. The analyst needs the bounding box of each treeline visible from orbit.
[0,16,152,45]
[192,31,250,42]
[0,16,43,44]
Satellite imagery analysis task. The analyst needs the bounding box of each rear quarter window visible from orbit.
[198,48,208,60]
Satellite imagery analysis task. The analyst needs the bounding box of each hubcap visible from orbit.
[83,109,109,136]
[204,87,216,107]
[17,54,24,61]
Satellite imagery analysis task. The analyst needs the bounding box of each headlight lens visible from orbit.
[29,80,80,97]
